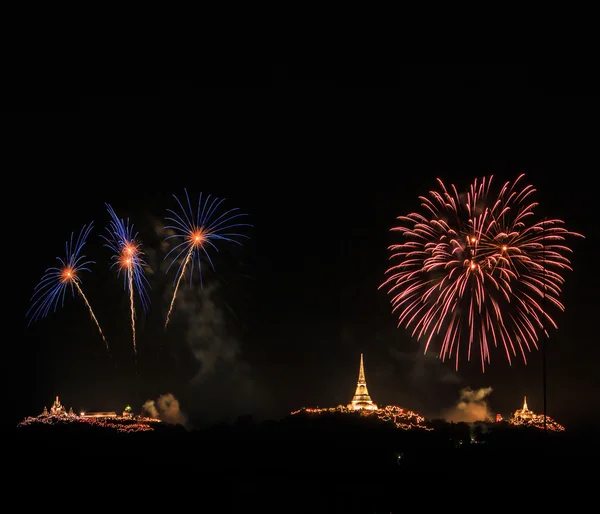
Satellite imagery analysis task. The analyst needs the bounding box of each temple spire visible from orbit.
[514,395,534,420]
[358,353,366,383]
[347,353,378,411]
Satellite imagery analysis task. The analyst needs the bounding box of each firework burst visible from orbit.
[26,223,109,354]
[380,174,583,371]
[102,204,151,359]
[163,189,251,328]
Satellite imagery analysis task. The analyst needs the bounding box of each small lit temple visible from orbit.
[17,396,160,433]
[347,353,378,411]
[46,396,71,417]
[513,396,535,420]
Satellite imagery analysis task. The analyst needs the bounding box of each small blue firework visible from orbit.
[26,223,109,352]
[27,223,95,324]
[102,203,151,359]
[163,189,251,328]
[101,203,151,315]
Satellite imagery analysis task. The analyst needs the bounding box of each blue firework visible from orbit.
[163,189,252,288]
[102,203,151,314]
[27,223,96,325]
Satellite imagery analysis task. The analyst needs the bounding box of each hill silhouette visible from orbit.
[14,411,597,480]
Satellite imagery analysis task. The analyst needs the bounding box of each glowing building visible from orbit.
[513,396,534,420]
[290,354,431,430]
[508,395,565,431]
[80,411,118,419]
[347,353,378,411]
[46,396,70,417]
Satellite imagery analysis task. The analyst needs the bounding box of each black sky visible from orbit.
[8,82,600,432]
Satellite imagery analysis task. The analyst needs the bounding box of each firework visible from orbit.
[102,204,151,358]
[380,174,583,371]
[26,223,109,354]
[163,189,251,328]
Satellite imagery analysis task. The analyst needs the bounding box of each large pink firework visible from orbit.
[380,174,583,371]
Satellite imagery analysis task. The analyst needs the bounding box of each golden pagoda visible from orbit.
[514,396,534,420]
[347,353,378,411]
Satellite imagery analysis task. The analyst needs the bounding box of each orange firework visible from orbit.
[189,228,207,248]
[118,242,138,269]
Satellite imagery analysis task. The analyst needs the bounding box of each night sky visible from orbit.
[11,87,600,432]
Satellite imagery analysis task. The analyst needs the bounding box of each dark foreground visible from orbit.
[14,413,599,479]
[12,415,599,510]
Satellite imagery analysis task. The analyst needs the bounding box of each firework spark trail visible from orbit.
[102,204,151,359]
[26,223,110,355]
[128,269,136,362]
[163,189,252,329]
[72,280,110,354]
[380,174,583,371]
[164,247,193,328]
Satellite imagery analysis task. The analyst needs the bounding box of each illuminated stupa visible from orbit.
[513,396,534,420]
[49,396,68,417]
[290,353,431,430]
[508,395,565,431]
[347,353,378,411]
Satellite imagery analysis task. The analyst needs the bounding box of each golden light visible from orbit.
[502,245,508,251]
[189,228,206,248]
[290,405,433,431]
[119,242,138,269]
[124,242,136,256]
[471,237,477,243]
[60,266,76,283]
[470,262,476,270]
[119,255,133,269]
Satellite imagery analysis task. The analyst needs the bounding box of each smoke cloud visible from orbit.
[170,283,269,424]
[442,387,494,423]
[143,393,188,426]
[182,284,240,378]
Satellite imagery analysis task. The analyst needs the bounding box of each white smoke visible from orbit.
[442,387,494,423]
[180,284,240,378]
[142,393,188,426]
[168,282,268,423]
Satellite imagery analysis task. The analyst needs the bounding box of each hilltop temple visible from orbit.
[508,395,566,431]
[513,396,535,420]
[347,353,378,411]
[42,396,74,417]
